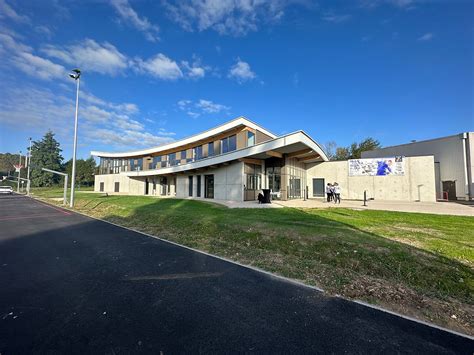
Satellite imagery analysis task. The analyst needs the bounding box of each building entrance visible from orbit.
[312,178,325,197]
[442,181,456,200]
[244,163,262,201]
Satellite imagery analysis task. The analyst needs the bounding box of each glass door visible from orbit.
[205,174,214,198]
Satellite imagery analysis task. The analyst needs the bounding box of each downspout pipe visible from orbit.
[461,132,471,200]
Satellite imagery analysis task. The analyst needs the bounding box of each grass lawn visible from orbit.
[31,188,474,335]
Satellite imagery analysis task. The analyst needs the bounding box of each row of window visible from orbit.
[99,131,256,174]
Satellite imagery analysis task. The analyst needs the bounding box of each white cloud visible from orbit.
[110,0,160,42]
[0,0,30,23]
[322,13,352,23]
[13,52,66,80]
[81,92,139,114]
[417,33,433,41]
[42,39,128,76]
[3,29,208,82]
[228,58,256,83]
[0,83,175,151]
[164,0,294,36]
[177,99,192,109]
[181,55,210,79]
[360,0,415,9]
[0,32,31,53]
[0,32,66,80]
[134,53,183,80]
[181,60,205,79]
[186,111,201,119]
[177,99,230,118]
[35,25,53,38]
[196,99,229,113]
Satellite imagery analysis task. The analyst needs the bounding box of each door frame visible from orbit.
[312,178,325,197]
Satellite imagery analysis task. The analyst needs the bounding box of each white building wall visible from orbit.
[306,156,436,202]
[175,161,244,201]
[94,174,145,195]
[362,133,472,200]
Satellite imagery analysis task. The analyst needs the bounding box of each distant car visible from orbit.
[0,186,13,195]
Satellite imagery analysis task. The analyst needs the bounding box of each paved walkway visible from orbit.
[186,197,473,216]
[276,199,474,216]
[84,192,474,215]
[1,194,473,353]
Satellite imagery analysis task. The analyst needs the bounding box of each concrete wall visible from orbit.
[362,133,473,200]
[306,156,436,202]
[176,161,244,201]
[94,174,146,195]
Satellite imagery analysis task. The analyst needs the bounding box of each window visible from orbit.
[152,156,161,169]
[194,146,203,160]
[197,175,201,197]
[188,176,193,196]
[180,150,186,160]
[289,178,301,199]
[247,131,255,146]
[169,153,178,166]
[114,182,120,192]
[205,175,214,198]
[208,142,214,157]
[129,159,142,171]
[266,158,283,199]
[221,135,237,154]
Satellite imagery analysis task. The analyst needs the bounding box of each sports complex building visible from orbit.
[92,117,461,203]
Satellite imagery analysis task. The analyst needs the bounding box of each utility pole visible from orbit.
[17,151,22,193]
[27,137,32,195]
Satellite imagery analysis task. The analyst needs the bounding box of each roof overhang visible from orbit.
[91,116,277,159]
[121,131,328,177]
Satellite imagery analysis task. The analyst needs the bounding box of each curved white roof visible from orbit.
[91,116,277,158]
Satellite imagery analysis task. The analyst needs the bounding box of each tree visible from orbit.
[334,147,350,160]
[63,157,96,187]
[323,141,337,160]
[331,138,381,161]
[30,131,63,187]
[349,137,381,159]
[0,153,20,177]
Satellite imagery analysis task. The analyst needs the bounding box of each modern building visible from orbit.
[362,132,474,201]
[92,117,438,203]
[92,117,328,201]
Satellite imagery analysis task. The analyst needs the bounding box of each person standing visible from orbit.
[326,183,333,202]
[333,183,341,204]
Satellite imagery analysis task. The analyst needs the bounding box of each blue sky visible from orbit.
[0,0,472,160]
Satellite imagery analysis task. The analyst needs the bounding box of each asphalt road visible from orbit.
[0,194,472,354]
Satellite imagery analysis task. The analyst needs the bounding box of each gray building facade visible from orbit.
[362,132,474,201]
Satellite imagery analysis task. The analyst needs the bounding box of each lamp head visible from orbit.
[69,68,81,80]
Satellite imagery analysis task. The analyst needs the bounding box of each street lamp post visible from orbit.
[69,69,81,208]
[26,137,32,196]
[17,150,22,193]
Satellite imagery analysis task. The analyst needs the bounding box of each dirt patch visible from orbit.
[340,276,474,336]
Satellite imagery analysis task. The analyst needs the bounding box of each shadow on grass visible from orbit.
[80,198,473,294]
[74,196,474,334]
